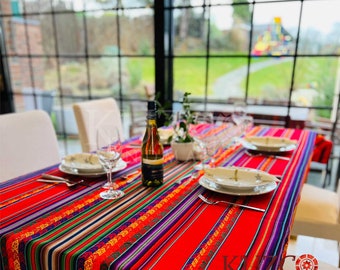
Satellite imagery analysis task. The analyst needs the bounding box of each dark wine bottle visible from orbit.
[141,101,164,187]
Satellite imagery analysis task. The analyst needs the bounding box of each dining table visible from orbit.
[0,124,316,270]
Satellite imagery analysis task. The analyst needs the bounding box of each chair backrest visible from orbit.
[0,110,60,182]
[73,98,124,153]
[129,101,147,137]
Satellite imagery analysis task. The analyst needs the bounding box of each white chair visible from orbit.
[72,98,124,153]
[291,182,340,267]
[0,110,60,182]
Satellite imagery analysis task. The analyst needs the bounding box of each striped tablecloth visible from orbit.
[0,126,316,270]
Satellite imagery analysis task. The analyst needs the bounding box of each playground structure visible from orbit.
[252,17,294,56]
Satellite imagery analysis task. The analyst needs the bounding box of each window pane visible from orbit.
[252,1,300,56]
[210,4,251,55]
[173,58,207,99]
[124,57,155,99]
[294,57,339,111]
[88,57,119,97]
[9,56,46,92]
[208,57,248,100]
[58,58,88,97]
[173,7,208,55]
[299,0,340,55]
[86,11,118,55]
[120,9,154,55]
[54,12,85,55]
[248,57,294,105]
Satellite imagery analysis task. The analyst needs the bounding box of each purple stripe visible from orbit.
[258,131,316,269]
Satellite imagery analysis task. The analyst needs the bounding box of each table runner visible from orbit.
[0,126,316,270]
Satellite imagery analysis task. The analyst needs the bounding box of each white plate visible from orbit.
[62,153,103,173]
[59,158,127,177]
[204,167,279,190]
[158,128,174,145]
[241,136,297,153]
[199,176,277,196]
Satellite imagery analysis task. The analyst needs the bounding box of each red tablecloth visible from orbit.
[0,126,316,270]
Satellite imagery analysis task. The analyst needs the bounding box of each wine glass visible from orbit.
[202,136,221,168]
[96,126,124,200]
[231,101,247,126]
[191,112,216,170]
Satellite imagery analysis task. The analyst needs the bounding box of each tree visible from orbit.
[232,0,251,23]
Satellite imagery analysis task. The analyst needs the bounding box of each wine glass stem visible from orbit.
[108,167,113,191]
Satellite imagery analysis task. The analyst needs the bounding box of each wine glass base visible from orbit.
[100,189,124,200]
[102,182,112,189]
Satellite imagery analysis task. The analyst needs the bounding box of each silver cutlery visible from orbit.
[176,171,199,185]
[37,178,86,187]
[121,170,141,183]
[41,174,90,186]
[245,150,290,161]
[198,194,265,212]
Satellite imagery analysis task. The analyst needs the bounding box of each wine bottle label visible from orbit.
[141,158,163,187]
[142,158,164,165]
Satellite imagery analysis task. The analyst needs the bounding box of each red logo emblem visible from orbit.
[295,254,319,270]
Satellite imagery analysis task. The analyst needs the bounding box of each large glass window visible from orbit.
[169,0,339,121]
[0,0,155,154]
[1,0,339,154]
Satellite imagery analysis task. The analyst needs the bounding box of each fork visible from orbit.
[198,194,265,212]
[41,174,90,186]
[245,150,290,161]
[37,178,86,187]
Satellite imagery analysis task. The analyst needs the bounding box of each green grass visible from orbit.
[127,58,155,85]
[246,60,293,98]
[45,55,336,111]
[173,57,254,96]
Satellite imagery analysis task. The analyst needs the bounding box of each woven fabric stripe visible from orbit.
[0,126,316,270]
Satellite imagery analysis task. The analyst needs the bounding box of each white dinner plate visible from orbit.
[62,153,103,173]
[158,128,174,145]
[199,176,277,196]
[204,167,279,190]
[59,158,127,177]
[241,136,297,153]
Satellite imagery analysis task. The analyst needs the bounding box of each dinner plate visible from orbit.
[59,158,127,177]
[158,128,174,145]
[62,153,103,173]
[199,176,277,196]
[241,136,297,153]
[204,167,279,190]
